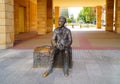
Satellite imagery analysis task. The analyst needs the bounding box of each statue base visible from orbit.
[33,46,72,68]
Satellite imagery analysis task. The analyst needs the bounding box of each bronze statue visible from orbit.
[42,16,72,77]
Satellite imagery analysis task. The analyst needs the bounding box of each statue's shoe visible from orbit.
[42,71,49,78]
[64,72,69,77]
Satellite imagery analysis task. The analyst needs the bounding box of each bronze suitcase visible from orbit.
[33,46,72,68]
[33,46,51,68]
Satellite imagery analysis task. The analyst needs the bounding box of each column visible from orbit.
[96,6,102,28]
[106,0,114,31]
[29,0,37,32]
[115,0,120,33]
[26,0,30,32]
[37,0,47,34]
[0,0,14,49]
[55,7,59,28]
[47,0,53,32]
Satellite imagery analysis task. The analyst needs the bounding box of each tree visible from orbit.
[77,7,96,23]
[67,18,72,23]
[70,14,76,23]
[66,14,75,23]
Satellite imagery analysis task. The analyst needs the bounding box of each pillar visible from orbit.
[0,0,14,49]
[115,0,120,33]
[47,0,53,32]
[37,0,47,34]
[96,6,102,28]
[29,0,37,32]
[106,0,114,31]
[26,0,30,32]
[55,7,59,28]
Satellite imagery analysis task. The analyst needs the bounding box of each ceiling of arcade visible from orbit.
[53,0,106,7]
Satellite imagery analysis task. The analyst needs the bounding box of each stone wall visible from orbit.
[37,0,47,34]
[115,0,120,33]
[47,0,53,33]
[106,0,114,31]
[0,0,53,49]
[37,0,53,34]
[0,0,14,49]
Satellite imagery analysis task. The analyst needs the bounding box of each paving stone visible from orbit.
[0,49,120,84]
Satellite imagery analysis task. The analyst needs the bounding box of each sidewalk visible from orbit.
[0,27,120,84]
[0,49,120,84]
[13,27,120,50]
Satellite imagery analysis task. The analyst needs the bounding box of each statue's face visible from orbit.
[58,18,65,28]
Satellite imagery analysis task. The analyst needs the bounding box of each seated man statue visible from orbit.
[42,16,72,77]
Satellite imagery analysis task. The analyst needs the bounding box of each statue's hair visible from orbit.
[59,16,66,22]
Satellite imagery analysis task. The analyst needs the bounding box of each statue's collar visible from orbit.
[60,26,64,29]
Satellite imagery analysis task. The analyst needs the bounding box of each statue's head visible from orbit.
[58,16,66,28]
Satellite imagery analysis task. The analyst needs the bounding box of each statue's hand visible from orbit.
[61,40,69,47]
[57,43,64,50]
[62,41,69,47]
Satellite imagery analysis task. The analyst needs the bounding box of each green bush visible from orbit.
[67,18,72,23]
